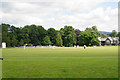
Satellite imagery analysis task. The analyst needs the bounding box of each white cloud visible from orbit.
[0,0,118,32]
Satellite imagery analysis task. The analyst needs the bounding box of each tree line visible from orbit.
[0,23,119,47]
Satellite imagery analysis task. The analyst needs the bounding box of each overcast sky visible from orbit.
[0,0,119,32]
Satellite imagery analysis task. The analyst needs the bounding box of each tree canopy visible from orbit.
[111,30,117,37]
[56,33,63,46]
[62,26,76,47]
[1,23,118,47]
[47,28,57,45]
[78,26,99,46]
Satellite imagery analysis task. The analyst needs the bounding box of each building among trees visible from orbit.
[98,37,119,46]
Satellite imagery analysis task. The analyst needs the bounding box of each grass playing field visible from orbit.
[2,46,118,78]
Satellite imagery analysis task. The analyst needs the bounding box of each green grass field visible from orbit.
[2,46,118,78]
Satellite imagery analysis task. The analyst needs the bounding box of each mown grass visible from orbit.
[2,46,118,78]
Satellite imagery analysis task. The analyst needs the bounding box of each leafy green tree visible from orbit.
[90,32,99,45]
[63,26,76,47]
[19,39,24,46]
[60,28,65,45]
[75,29,81,45]
[24,25,39,46]
[56,33,63,46]
[78,27,99,46]
[85,26,99,34]
[1,24,14,47]
[22,28,30,44]
[2,23,10,43]
[11,35,18,47]
[100,34,108,38]
[37,26,47,45]
[6,37,11,47]
[42,36,51,46]
[111,30,117,37]
[85,27,92,31]
[92,26,98,31]
[47,28,57,45]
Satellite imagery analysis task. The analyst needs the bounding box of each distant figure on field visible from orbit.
[77,45,79,48]
[49,45,51,48]
[53,46,55,49]
[84,45,86,49]
[74,45,76,48]
[24,44,26,50]
[93,45,96,48]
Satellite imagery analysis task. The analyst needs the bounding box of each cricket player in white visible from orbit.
[84,45,86,49]
[24,44,26,50]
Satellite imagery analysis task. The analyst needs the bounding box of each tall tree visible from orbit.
[63,26,76,47]
[56,33,63,46]
[24,25,39,46]
[60,28,65,45]
[22,27,30,44]
[47,28,57,45]
[2,23,10,43]
[42,36,51,46]
[11,35,18,47]
[75,29,81,45]
[111,30,117,37]
[37,26,47,45]
[19,39,24,46]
